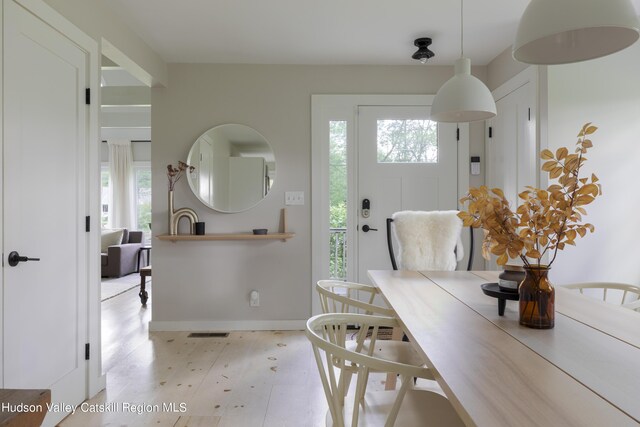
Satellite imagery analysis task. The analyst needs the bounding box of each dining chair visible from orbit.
[386,210,474,272]
[563,282,640,312]
[306,313,465,427]
[316,280,424,391]
[316,280,394,317]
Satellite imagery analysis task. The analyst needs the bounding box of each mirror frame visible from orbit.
[186,124,275,213]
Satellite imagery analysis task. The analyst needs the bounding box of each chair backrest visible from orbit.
[316,280,395,317]
[563,282,640,312]
[387,211,474,271]
[306,313,433,427]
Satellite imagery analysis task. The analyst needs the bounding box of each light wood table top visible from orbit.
[368,270,640,427]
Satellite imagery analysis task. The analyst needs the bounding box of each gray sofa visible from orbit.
[101,229,143,278]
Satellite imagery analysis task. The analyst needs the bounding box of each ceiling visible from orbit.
[106,1,640,66]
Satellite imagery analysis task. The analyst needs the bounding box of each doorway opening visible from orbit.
[100,54,152,372]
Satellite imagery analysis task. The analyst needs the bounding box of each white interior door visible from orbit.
[356,106,458,283]
[3,1,88,424]
[485,80,537,269]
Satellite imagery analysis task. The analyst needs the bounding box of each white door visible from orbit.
[3,1,88,425]
[486,82,536,209]
[485,81,536,269]
[356,106,458,282]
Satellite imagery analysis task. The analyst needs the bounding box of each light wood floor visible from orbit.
[60,284,333,427]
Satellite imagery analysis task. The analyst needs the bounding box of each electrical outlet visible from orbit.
[250,290,260,307]
[285,191,304,206]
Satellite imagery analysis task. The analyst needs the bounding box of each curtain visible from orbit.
[108,140,134,229]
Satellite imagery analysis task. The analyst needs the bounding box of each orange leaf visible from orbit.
[556,147,568,160]
[585,125,598,135]
[526,249,542,259]
[541,161,556,172]
[496,253,509,265]
[540,149,554,160]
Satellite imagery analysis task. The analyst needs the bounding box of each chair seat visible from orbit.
[331,389,466,427]
[346,340,424,368]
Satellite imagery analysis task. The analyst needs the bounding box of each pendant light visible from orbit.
[513,0,640,65]
[431,0,496,123]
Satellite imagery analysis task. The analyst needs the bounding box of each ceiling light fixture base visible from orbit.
[412,37,435,64]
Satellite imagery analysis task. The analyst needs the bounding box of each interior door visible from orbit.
[485,82,536,269]
[357,106,458,283]
[3,1,88,425]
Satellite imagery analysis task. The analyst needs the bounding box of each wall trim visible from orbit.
[149,320,307,332]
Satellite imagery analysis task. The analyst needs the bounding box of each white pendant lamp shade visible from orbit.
[513,0,640,65]
[431,58,497,123]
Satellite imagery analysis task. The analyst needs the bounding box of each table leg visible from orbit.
[139,274,148,305]
[136,250,142,273]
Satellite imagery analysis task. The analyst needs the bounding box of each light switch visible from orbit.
[285,191,304,205]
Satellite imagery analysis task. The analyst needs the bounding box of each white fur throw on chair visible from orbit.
[391,210,464,271]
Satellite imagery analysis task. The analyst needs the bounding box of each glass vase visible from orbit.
[519,265,554,329]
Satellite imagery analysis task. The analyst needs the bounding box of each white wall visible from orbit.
[151,64,488,329]
[547,42,640,285]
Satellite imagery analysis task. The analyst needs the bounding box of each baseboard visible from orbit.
[148,319,307,332]
[88,373,107,397]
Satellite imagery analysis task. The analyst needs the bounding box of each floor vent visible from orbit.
[188,332,229,338]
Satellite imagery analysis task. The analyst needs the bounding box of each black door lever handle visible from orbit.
[362,225,378,232]
[8,251,41,267]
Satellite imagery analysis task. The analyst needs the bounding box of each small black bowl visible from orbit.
[252,228,268,235]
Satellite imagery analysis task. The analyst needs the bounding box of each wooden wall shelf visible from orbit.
[156,232,295,242]
[156,208,293,242]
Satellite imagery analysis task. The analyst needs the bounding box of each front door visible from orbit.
[3,1,88,425]
[356,106,458,283]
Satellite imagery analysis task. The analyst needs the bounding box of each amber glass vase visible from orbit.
[519,266,554,329]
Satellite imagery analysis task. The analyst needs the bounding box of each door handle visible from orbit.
[7,251,41,267]
[361,225,378,232]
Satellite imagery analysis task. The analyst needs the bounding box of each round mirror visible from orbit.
[187,124,275,213]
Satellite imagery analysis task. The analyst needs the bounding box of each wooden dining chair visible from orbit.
[563,282,640,312]
[316,280,424,390]
[306,313,465,427]
[316,280,394,317]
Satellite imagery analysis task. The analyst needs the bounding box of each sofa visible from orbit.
[101,228,143,278]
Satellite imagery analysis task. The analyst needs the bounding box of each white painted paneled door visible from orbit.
[3,1,88,425]
[356,106,458,283]
[485,72,537,270]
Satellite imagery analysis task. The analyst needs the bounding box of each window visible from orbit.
[134,163,151,242]
[100,163,151,242]
[329,121,347,280]
[101,165,111,228]
[376,119,438,163]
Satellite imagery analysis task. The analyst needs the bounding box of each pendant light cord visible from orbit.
[460,0,464,58]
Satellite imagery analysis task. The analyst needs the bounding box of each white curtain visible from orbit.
[108,140,134,229]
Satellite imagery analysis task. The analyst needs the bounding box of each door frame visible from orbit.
[311,95,469,315]
[0,0,103,396]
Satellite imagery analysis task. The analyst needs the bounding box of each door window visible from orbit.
[377,119,438,163]
[329,121,348,280]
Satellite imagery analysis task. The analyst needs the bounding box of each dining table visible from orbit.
[368,270,640,427]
